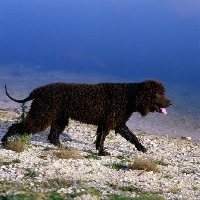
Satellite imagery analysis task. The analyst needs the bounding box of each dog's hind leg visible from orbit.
[115,124,147,153]
[96,126,110,156]
[48,118,69,147]
[1,123,25,145]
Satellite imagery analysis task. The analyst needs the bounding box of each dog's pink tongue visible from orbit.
[161,108,167,115]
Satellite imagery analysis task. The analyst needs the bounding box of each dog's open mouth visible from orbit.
[153,105,167,115]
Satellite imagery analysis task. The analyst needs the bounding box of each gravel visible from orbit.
[0,111,200,199]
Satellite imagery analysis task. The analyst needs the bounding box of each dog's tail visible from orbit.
[5,85,34,103]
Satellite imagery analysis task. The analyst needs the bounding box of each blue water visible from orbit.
[0,1,200,141]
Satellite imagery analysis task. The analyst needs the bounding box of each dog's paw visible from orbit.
[137,145,147,153]
[1,136,8,146]
[98,150,111,156]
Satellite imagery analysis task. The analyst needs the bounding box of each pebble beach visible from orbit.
[0,66,200,199]
[0,110,200,199]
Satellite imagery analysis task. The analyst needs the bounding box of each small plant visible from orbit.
[85,154,101,160]
[107,134,115,140]
[84,187,101,197]
[15,103,28,123]
[24,168,37,178]
[163,174,173,179]
[48,191,65,200]
[87,169,95,174]
[121,185,140,192]
[192,186,198,191]
[181,169,196,174]
[47,178,72,189]
[43,146,55,151]
[155,159,168,166]
[16,103,31,142]
[169,187,180,194]
[109,183,120,190]
[130,157,159,173]
[19,134,31,143]
[5,138,27,152]
[54,147,82,159]
[3,161,12,166]
[104,163,127,170]
[12,158,21,163]
[37,161,49,167]
[116,155,131,163]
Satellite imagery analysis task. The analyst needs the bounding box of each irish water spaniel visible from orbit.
[1,80,172,155]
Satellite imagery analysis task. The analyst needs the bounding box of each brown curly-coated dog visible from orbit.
[2,80,172,155]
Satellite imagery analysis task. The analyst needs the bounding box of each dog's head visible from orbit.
[139,80,172,116]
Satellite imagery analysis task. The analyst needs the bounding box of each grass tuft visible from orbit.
[116,155,131,163]
[130,156,159,173]
[85,154,101,160]
[54,147,83,159]
[4,138,27,152]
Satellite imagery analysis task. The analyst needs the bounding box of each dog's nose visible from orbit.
[169,102,173,106]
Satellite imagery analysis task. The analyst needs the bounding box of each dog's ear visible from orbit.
[144,80,165,95]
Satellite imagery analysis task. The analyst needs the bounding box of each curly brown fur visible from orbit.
[2,80,172,155]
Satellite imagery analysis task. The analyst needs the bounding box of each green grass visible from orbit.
[2,161,12,166]
[163,174,173,179]
[116,155,131,163]
[192,186,198,191]
[154,159,168,166]
[181,169,196,174]
[85,154,101,160]
[121,185,140,193]
[107,194,165,200]
[24,168,38,178]
[43,146,55,151]
[104,163,127,170]
[0,179,166,200]
[48,192,66,200]
[84,187,101,196]
[12,158,21,163]
[0,158,21,166]
[0,193,39,200]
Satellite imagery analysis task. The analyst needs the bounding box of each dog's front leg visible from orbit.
[115,124,147,153]
[96,126,110,156]
[1,123,24,145]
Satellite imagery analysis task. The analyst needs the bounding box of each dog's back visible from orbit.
[57,83,130,127]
